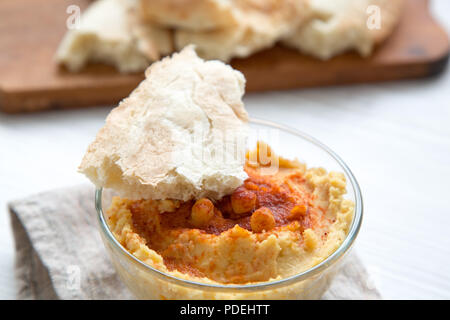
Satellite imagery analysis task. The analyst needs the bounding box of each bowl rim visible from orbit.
[96,117,363,292]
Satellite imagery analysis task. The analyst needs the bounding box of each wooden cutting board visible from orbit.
[0,0,448,113]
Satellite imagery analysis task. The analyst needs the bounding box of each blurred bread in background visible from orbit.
[128,3,173,60]
[56,0,172,72]
[56,0,405,73]
[283,0,405,60]
[174,0,311,62]
[139,0,237,31]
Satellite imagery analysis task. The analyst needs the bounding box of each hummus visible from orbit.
[105,145,354,286]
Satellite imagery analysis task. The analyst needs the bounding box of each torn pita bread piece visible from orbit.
[128,2,173,60]
[79,46,249,201]
[56,0,172,73]
[174,0,311,62]
[139,0,236,31]
[282,0,405,60]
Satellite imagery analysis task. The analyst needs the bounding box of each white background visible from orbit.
[1,0,449,299]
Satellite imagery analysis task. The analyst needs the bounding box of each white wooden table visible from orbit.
[1,0,449,300]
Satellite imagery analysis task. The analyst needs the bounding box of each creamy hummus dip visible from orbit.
[106,145,354,285]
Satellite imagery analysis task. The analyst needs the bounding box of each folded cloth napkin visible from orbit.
[9,184,380,300]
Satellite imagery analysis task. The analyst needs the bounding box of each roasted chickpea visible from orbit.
[244,181,259,191]
[288,204,307,220]
[251,207,275,233]
[191,198,215,227]
[231,187,257,215]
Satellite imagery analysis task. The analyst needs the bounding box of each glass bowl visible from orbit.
[96,118,363,299]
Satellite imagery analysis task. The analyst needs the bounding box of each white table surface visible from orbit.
[1,1,449,300]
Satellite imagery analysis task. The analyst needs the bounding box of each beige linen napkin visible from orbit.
[9,184,380,300]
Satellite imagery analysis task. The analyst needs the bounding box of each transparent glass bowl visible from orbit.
[96,118,363,299]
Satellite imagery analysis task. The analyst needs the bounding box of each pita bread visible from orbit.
[139,0,236,31]
[79,46,249,201]
[174,0,311,62]
[56,0,172,72]
[127,2,174,60]
[282,0,405,60]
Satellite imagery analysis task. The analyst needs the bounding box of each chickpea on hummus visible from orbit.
[106,144,354,285]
